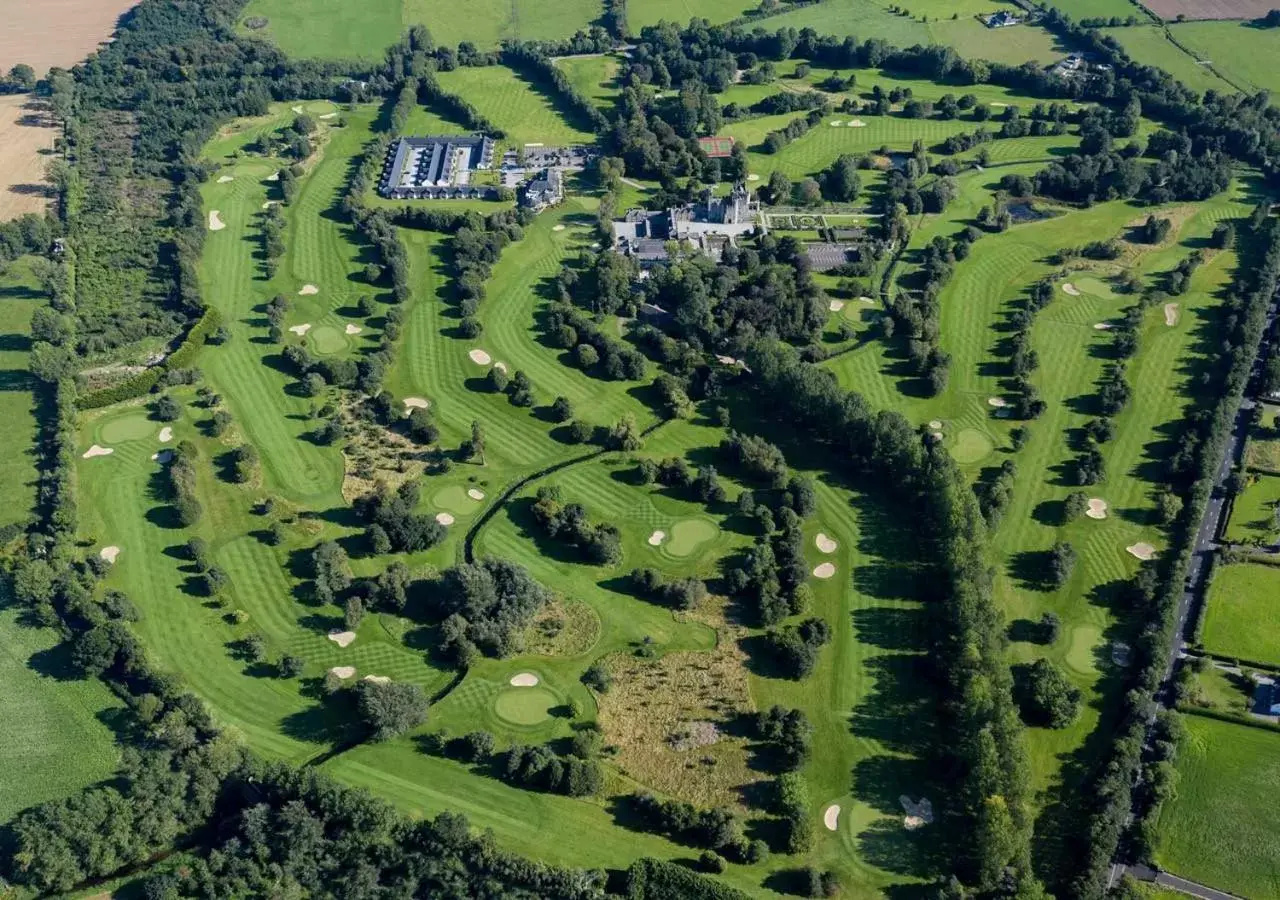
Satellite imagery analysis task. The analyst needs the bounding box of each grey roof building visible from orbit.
[379,135,496,199]
[521,168,564,210]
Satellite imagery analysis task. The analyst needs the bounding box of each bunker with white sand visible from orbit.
[83,445,114,459]
[1086,498,1108,520]
[823,804,840,831]
[815,533,837,553]
[208,210,225,231]
[468,348,492,365]
[509,672,540,687]
[99,546,121,564]
[327,630,357,648]
[813,562,836,579]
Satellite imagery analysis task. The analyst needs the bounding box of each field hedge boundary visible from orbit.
[1177,705,1280,735]
[76,306,223,410]
[623,858,750,899]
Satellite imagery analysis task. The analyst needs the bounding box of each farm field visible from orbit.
[627,0,757,29]
[1139,0,1276,20]
[924,18,1068,65]
[0,256,42,533]
[0,583,123,825]
[0,0,137,73]
[1156,714,1280,899]
[1100,25,1235,95]
[239,0,600,60]
[1200,563,1280,665]
[1167,21,1280,94]
[1044,0,1152,20]
[0,94,57,222]
[1225,472,1280,545]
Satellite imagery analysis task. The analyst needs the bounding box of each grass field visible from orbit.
[0,579,123,825]
[1101,25,1236,95]
[628,0,757,29]
[0,256,42,533]
[1045,0,1152,19]
[765,0,932,45]
[433,65,597,148]
[1245,404,1280,472]
[1201,563,1280,665]
[554,55,622,112]
[925,18,1068,65]
[1156,714,1280,898]
[239,0,600,59]
[1168,21,1280,95]
[1225,473,1280,545]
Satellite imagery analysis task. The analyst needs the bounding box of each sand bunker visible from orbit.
[151,449,174,463]
[216,175,234,184]
[1086,498,1108,520]
[716,354,737,365]
[288,323,312,336]
[82,444,114,459]
[1093,322,1112,330]
[1062,283,1080,296]
[493,361,508,373]
[262,201,279,209]
[648,530,666,546]
[266,172,280,182]
[847,118,866,127]
[344,323,362,335]
[327,630,357,648]
[467,488,485,500]
[208,210,225,231]
[928,419,943,430]
[901,796,934,830]
[298,284,319,296]
[552,224,566,231]
[829,299,845,312]
[1164,302,1179,326]
[987,396,1008,408]
[858,296,875,304]
[319,112,337,120]
[823,804,840,831]
[403,397,430,410]
[815,533,838,553]
[813,562,836,579]
[99,546,121,564]
[747,173,760,181]
[435,512,455,526]
[989,101,1007,107]
[468,348,492,365]
[829,120,843,127]
[329,666,356,679]
[510,672,540,687]
[931,431,944,441]
[291,105,303,114]
[590,242,602,250]
[362,674,391,684]
[1126,542,1156,561]
[158,426,173,443]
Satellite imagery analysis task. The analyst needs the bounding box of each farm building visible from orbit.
[612,183,760,266]
[983,10,1022,26]
[379,135,496,199]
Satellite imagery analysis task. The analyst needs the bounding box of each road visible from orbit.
[1109,863,1245,900]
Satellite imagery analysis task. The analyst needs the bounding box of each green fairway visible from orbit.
[1201,563,1280,665]
[240,0,600,60]
[1156,714,1280,899]
[493,685,558,724]
[1225,473,1280,545]
[665,517,719,557]
[99,411,158,444]
[1101,25,1235,96]
[0,256,42,534]
[0,585,123,825]
[434,65,597,148]
[554,54,622,111]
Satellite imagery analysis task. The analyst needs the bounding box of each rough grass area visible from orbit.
[1201,563,1280,665]
[1101,25,1235,95]
[1225,473,1280,545]
[628,0,757,29]
[403,0,601,49]
[1046,0,1151,18]
[0,256,42,533]
[1245,404,1280,473]
[1156,714,1280,898]
[0,586,123,825]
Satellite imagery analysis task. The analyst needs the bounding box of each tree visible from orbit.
[767,169,792,205]
[1047,541,1076,587]
[1062,491,1087,523]
[280,655,305,678]
[550,395,573,422]
[1017,658,1081,727]
[312,541,352,604]
[583,660,612,692]
[356,680,428,741]
[796,178,822,207]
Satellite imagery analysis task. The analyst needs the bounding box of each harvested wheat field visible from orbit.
[0,0,137,74]
[0,95,57,221]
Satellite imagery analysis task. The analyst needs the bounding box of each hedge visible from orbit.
[77,306,222,409]
[624,859,750,900]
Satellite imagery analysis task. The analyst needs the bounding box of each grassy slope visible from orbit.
[1200,563,1280,664]
[0,256,42,532]
[433,65,596,148]
[554,54,622,112]
[1156,714,1280,898]
[403,0,600,49]
[1168,20,1280,95]
[628,0,757,29]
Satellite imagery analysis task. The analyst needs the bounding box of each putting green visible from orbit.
[951,428,994,464]
[309,324,347,355]
[666,518,719,557]
[432,484,481,515]
[1065,623,1101,675]
[100,413,159,444]
[493,686,558,725]
[1073,276,1114,299]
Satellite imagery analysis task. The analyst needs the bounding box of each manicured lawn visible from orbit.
[1225,472,1280,545]
[434,65,597,148]
[1101,25,1235,95]
[925,18,1069,66]
[1156,714,1280,899]
[404,0,601,49]
[1201,563,1280,665]
[554,54,622,111]
[0,256,42,534]
[0,585,123,825]
[765,0,932,45]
